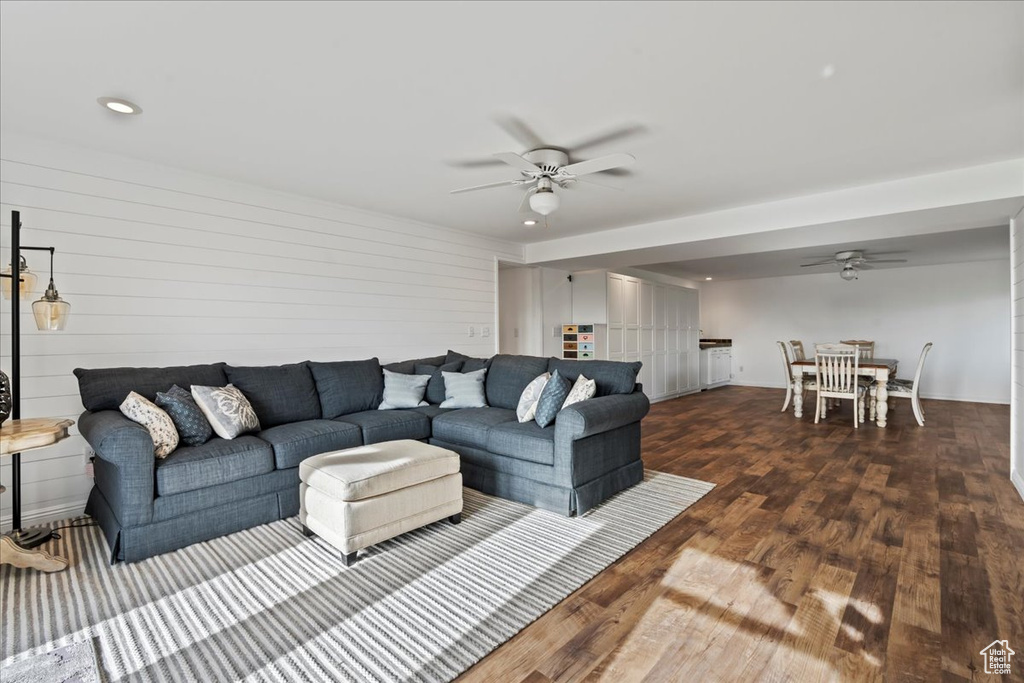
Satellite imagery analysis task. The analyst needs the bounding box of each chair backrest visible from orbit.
[911,342,933,388]
[789,340,806,360]
[841,340,875,359]
[814,346,860,396]
[777,341,792,382]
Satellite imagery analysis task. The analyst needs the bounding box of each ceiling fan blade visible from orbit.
[575,176,625,192]
[450,179,523,195]
[562,153,636,177]
[445,157,507,169]
[494,115,546,149]
[800,260,837,267]
[864,258,908,264]
[565,124,648,153]
[857,263,875,270]
[493,152,543,174]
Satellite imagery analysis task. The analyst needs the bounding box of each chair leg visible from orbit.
[912,395,925,426]
[814,395,821,424]
[858,396,865,424]
[782,384,792,413]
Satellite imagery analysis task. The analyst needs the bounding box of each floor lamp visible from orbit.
[1,209,71,548]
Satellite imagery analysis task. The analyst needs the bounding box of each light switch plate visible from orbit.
[468,326,475,337]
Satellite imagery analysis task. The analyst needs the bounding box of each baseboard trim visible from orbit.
[1,499,86,530]
[1012,468,1024,504]
[726,381,1010,405]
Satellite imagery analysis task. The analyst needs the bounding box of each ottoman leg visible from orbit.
[342,551,358,567]
[449,513,461,525]
[301,525,314,538]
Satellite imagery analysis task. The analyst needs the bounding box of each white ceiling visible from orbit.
[640,225,1011,281]
[1,1,1022,243]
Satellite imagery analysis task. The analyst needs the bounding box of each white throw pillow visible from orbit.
[379,369,430,409]
[516,372,551,423]
[191,384,261,439]
[120,391,179,458]
[440,368,488,408]
[562,374,597,409]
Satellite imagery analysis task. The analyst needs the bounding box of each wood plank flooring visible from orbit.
[460,386,1023,682]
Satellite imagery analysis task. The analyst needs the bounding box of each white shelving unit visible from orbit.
[570,271,701,401]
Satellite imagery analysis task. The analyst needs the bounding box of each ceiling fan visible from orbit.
[449,117,642,221]
[801,250,908,281]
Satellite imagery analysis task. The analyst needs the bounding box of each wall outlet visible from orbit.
[468,326,475,337]
[482,326,490,338]
[739,365,744,372]
[513,327,519,338]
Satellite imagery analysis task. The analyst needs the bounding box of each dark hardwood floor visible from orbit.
[460,386,1022,682]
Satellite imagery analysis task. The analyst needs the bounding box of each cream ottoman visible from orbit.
[298,439,462,566]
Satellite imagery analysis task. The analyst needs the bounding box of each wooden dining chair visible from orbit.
[886,342,933,426]
[789,340,806,361]
[777,341,794,412]
[814,344,866,427]
[841,340,875,359]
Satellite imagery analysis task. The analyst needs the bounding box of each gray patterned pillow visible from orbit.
[156,385,213,447]
[440,368,488,409]
[191,384,261,439]
[119,391,179,458]
[534,370,571,428]
[378,369,430,409]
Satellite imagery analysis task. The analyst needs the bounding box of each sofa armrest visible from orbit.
[554,390,650,442]
[79,410,155,526]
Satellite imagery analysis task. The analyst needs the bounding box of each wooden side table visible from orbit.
[1,418,75,572]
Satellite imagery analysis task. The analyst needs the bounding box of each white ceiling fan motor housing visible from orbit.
[522,149,570,176]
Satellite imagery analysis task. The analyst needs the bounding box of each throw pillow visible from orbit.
[562,374,597,409]
[119,391,179,458]
[155,385,213,447]
[191,384,261,439]
[379,369,430,409]
[534,370,571,428]
[440,368,488,409]
[516,372,551,423]
[415,361,464,405]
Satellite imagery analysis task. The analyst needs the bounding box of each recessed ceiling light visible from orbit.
[97,97,142,115]
[820,64,836,79]
[523,220,537,226]
[705,277,713,281]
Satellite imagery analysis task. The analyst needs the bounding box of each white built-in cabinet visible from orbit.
[572,271,700,402]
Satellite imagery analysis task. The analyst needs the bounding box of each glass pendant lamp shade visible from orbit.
[1,255,37,299]
[32,279,71,331]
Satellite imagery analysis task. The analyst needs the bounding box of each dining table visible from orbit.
[790,357,899,427]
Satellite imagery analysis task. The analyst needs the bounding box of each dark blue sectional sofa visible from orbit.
[75,351,649,563]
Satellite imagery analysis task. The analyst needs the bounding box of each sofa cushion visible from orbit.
[155,435,274,497]
[546,358,641,397]
[414,361,463,405]
[74,363,228,412]
[486,420,556,465]
[412,405,454,419]
[383,355,447,375]
[225,363,321,427]
[258,419,363,470]
[335,409,431,444]
[485,355,550,410]
[308,358,384,418]
[431,407,517,450]
[445,350,492,373]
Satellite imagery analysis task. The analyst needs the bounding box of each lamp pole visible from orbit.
[2,210,61,546]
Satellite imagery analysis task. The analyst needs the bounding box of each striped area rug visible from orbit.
[2,471,714,683]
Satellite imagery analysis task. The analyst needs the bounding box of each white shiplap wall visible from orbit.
[1012,211,1024,502]
[0,134,521,526]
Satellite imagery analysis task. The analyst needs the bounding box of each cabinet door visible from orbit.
[654,354,666,397]
[608,274,624,325]
[665,354,677,395]
[624,277,640,326]
[640,282,654,327]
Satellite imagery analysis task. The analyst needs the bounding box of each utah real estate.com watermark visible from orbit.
[979,640,1015,676]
